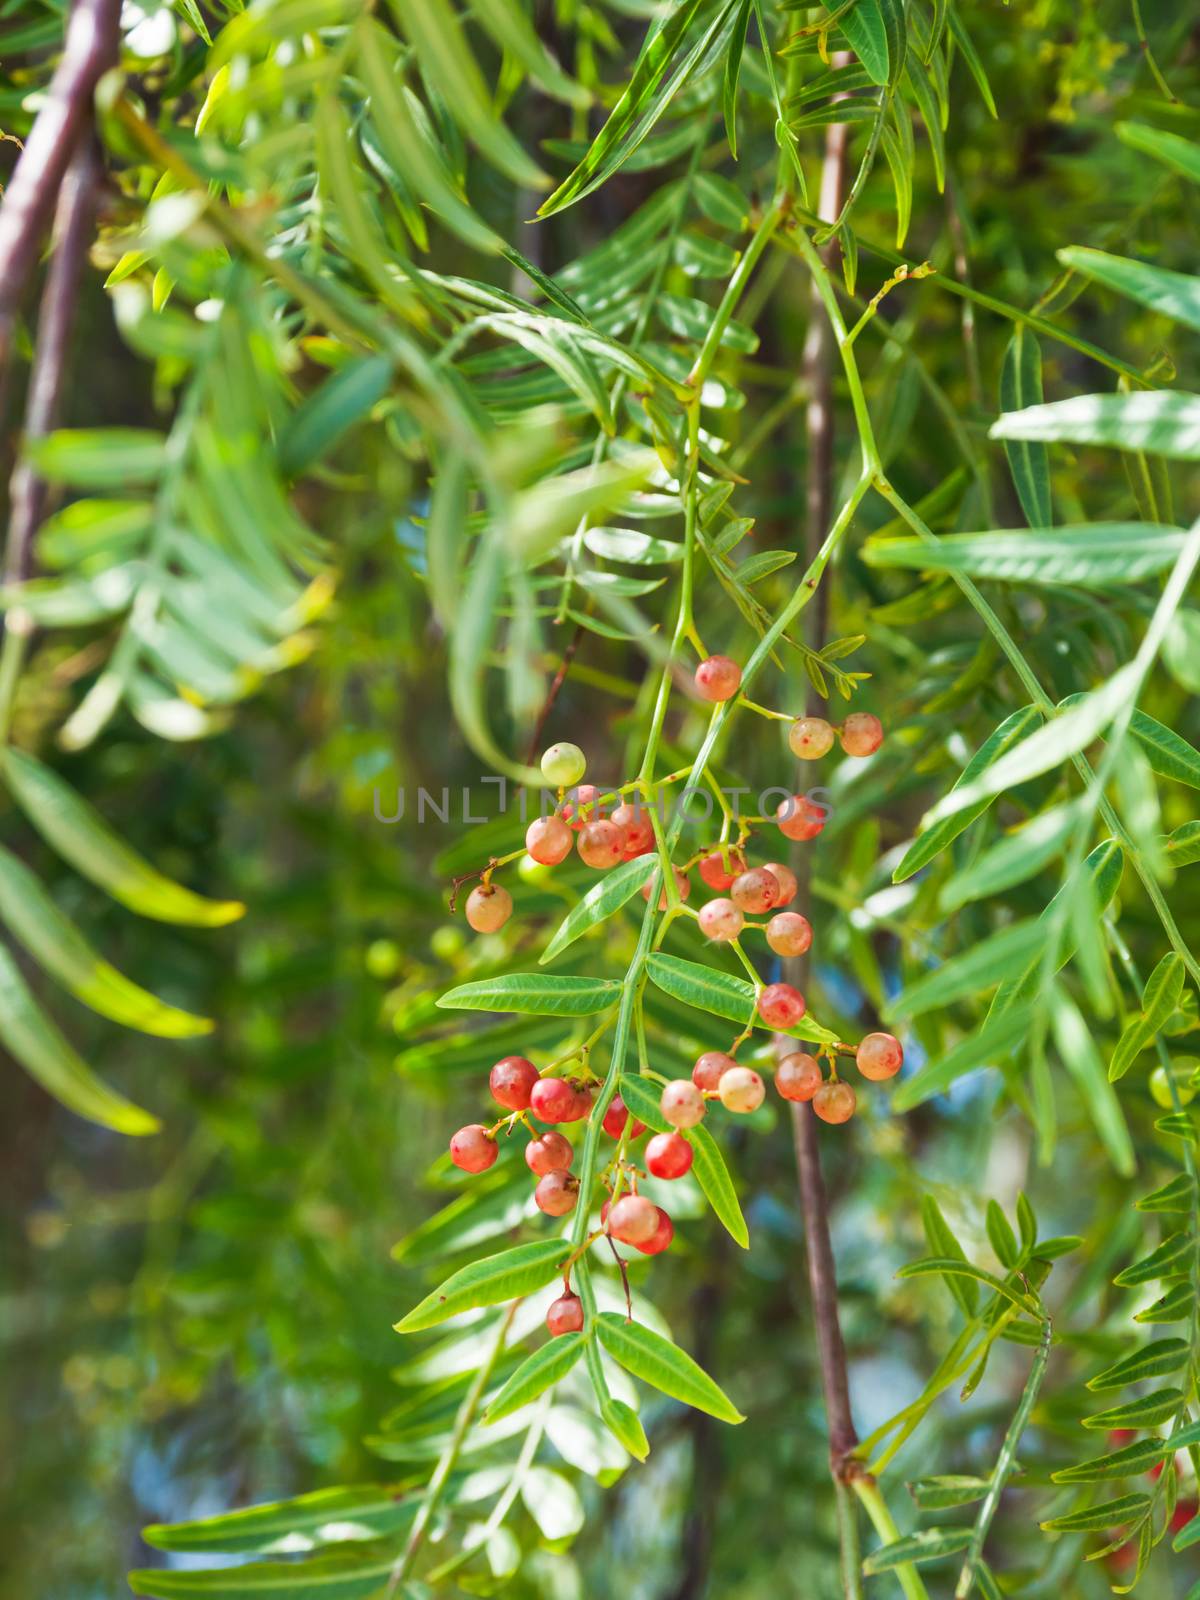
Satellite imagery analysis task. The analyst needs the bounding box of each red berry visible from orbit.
[856,1032,903,1081]
[693,1050,737,1092]
[660,1079,705,1128]
[612,803,655,858]
[718,1066,765,1113]
[789,716,835,760]
[608,1193,659,1244]
[813,1081,856,1124]
[602,1095,647,1140]
[730,867,779,915]
[634,1206,674,1255]
[562,1083,595,1123]
[525,1130,573,1175]
[535,1170,579,1216]
[449,1124,498,1172]
[645,1131,693,1179]
[694,655,742,703]
[531,1076,579,1124]
[757,982,806,1029]
[766,911,812,958]
[698,897,744,942]
[489,1055,538,1111]
[776,795,826,842]
[840,712,883,757]
[761,862,797,907]
[777,1052,822,1102]
[697,848,746,891]
[526,815,573,866]
[546,1291,584,1336]
[561,785,606,830]
[578,819,626,869]
[465,883,512,932]
[642,865,691,909]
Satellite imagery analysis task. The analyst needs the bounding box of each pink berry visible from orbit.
[489,1055,538,1111]
[634,1206,674,1255]
[694,655,742,703]
[788,716,835,760]
[645,1131,693,1179]
[546,1291,584,1336]
[578,819,626,869]
[718,1066,765,1113]
[693,1050,737,1092]
[531,1077,579,1124]
[761,862,797,907]
[698,897,744,942]
[776,795,826,842]
[777,1052,822,1103]
[660,1079,706,1129]
[561,785,605,830]
[562,1084,595,1123]
[758,982,806,1029]
[766,911,812,958]
[535,1170,579,1216]
[840,713,883,757]
[607,1193,659,1244]
[697,849,746,891]
[813,1081,856,1124]
[526,815,573,866]
[642,865,691,908]
[730,867,780,915]
[602,1095,647,1140]
[612,803,655,858]
[856,1032,903,1081]
[525,1130,573,1175]
[449,1124,498,1172]
[465,883,512,932]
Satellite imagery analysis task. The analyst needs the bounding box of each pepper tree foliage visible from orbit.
[4,0,1200,1593]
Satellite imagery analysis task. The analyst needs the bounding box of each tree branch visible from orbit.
[0,0,121,397]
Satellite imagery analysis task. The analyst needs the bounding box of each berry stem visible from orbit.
[736,696,795,722]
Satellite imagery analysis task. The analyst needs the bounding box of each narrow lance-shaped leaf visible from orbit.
[687,1121,750,1248]
[438,973,623,1016]
[541,857,649,964]
[128,1550,401,1599]
[991,391,1200,461]
[595,1312,745,1422]
[999,327,1051,526]
[143,1487,416,1555]
[485,1334,586,1424]
[396,1239,573,1332]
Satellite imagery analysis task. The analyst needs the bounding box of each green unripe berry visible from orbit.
[541,742,587,788]
[1149,1063,1198,1110]
[430,925,465,961]
[365,939,401,979]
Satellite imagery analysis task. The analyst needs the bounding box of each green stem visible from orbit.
[854,1479,931,1600]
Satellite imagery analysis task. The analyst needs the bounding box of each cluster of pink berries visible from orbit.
[462,675,883,935]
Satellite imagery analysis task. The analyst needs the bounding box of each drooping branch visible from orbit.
[0,0,121,397]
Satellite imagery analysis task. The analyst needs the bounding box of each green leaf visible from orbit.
[1041,1494,1152,1533]
[396,1240,573,1332]
[723,0,751,157]
[999,328,1051,526]
[595,1312,744,1423]
[1136,1173,1196,1213]
[1116,121,1200,185]
[892,705,1041,880]
[1086,1338,1189,1392]
[920,1194,977,1315]
[940,804,1078,912]
[485,1334,586,1423]
[0,846,212,1038]
[520,1467,584,1540]
[862,1528,973,1573]
[26,428,167,488]
[128,1550,400,1598]
[1060,246,1200,336]
[37,497,152,571]
[1167,822,1200,865]
[1084,1389,1186,1430]
[1134,1283,1194,1323]
[834,0,889,86]
[143,1488,414,1555]
[601,1397,649,1461]
[279,355,393,478]
[1174,1510,1200,1552]
[645,952,839,1042]
[1109,954,1186,1081]
[438,973,622,1016]
[946,8,996,116]
[540,857,650,964]
[582,527,683,565]
[0,944,158,1134]
[986,1200,1018,1268]
[470,0,589,106]
[389,0,546,188]
[1113,1230,1194,1287]
[1129,709,1200,790]
[896,1257,1038,1314]
[617,1072,672,1135]
[688,1121,749,1248]
[1049,987,1136,1177]
[864,524,1187,587]
[887,921,1045,1021]
[892,1004,1034,1111]
[539,0,738,216]
[1,749,244,927]
[990,391,1200,461]
[1050,1437,1169,1484]
[908,1476,990,1510]
[693,173,749,231]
